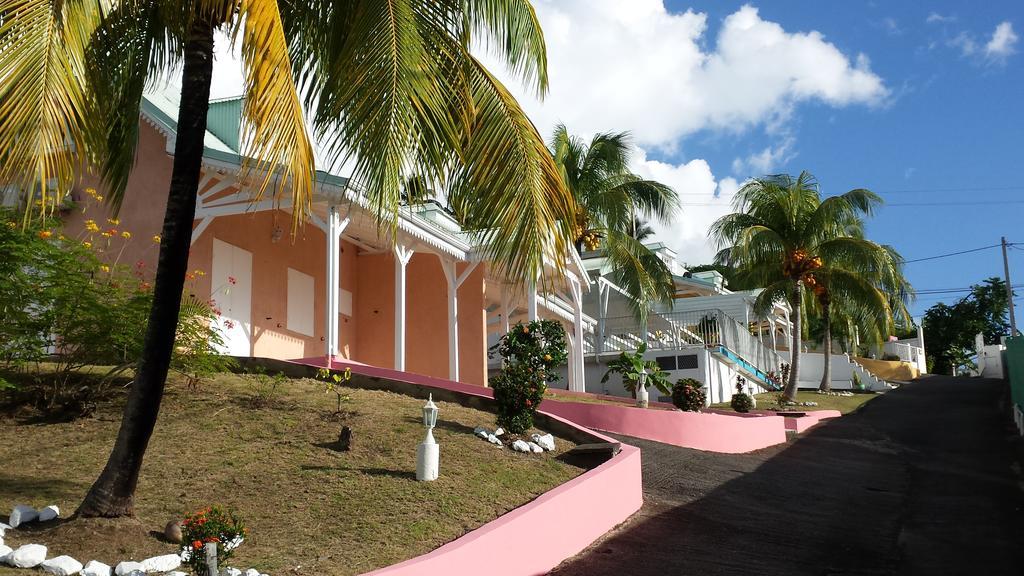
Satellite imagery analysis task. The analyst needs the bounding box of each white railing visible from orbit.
[593,308,785,377]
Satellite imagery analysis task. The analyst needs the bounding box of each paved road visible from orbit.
[551,376,1024,576]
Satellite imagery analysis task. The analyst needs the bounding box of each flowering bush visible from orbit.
[179,505,246,576]
[600,343,672,399]
[671,378,706,411]
[730,376,754,413]
[488,320,568,434]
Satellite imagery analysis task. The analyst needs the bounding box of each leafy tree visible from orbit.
[710,172,894,400]
[2,0,572,516]
[549,125,679,317]
[924,278,1011,374]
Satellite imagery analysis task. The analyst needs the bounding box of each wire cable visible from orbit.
[903,243,1005,264]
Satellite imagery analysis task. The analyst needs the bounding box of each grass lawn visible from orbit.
[710,390,879,415]
[0,370,584,575]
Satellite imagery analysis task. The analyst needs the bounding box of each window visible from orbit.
[287,268,315,336]
[677,354,699,370]
[655,355,677,371]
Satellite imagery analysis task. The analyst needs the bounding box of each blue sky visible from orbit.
[663,1,1024,318]
[499,1,1023,321]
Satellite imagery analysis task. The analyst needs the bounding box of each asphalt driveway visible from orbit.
[551,376,1024,576]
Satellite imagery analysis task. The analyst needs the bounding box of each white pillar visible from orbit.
[570,277,586,392]
[500,288,512,335]
[440,259,480,382]
[325,207,350,358]
[394,244,414,371]
[597,280,610,355]
[527,277,538,321]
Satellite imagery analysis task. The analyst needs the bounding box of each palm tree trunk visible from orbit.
[782,283,802,401]
[78,19,215,517]
[818,302,832,392]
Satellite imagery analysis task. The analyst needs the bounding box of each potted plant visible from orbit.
[600,344,671,407]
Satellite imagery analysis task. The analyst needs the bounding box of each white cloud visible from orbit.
[926,13,956,25]
[484,2,888,150]
[985,21,1018,60]
[478,2,887,262]
[731,137,797,176]
[631,151,738,264]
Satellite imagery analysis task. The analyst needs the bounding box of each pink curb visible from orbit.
[782,410,842,433]
[291,357,644,576]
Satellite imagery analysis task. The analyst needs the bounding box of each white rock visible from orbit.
[9,504,38,528]
[164,572,188,576]
[38,504,60,522]
[473,426,490,438]
[125,571,145,576]
[81,560,112,576]
[531,433,556,451]
[0,544,12,564]
[10,544,47,568]
[0,522,9,537]
[223,567,242,576]
[486,433,503,446]
[141,553,180,572]
[527,442,544,453]
[41,555,83,576]
[511,439,531,452]
[245,569,261,576]
[113,561,145,575]
[493,427,505,436]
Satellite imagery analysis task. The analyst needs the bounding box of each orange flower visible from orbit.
[193,540,203,550]
[37,230,53,239]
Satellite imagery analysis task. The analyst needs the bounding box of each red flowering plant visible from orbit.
[488,320,568,435]
[179,505,246,575]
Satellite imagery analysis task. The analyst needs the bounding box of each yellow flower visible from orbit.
[152,235,161,244]
[85,187,98,197]
[84,219,99,233]
[37,230,53,239]
[95,195,103,201]
[194,270,206,277]
[121,231,131,239]
[58,235,66,241]
[107,218,120,226]
[101,231,113,238]
[83,241,92,249]
[99,265,110,273]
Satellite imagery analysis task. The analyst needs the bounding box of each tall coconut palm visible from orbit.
[710,172,888,400]
[805,242,913,391]
[1,0,573,517]
[549,125,679,317]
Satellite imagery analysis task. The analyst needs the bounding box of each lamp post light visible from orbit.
[636,368,649,408]
[417,394,440,481]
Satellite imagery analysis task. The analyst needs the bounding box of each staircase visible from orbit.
[590,308,785,390]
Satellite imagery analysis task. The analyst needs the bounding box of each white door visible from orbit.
[211,238,253,356]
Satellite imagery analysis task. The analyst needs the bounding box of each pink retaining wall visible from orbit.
[293,357,643,576]
[783,410,842,433]
[541,401,789,454]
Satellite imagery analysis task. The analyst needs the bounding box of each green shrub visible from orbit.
[179,505,246,576]
[488,320,567,434]
[881,353,901,362]
[730,375,753,413]
[671,378,706,411]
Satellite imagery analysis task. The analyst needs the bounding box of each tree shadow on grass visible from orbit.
[300,464,416,481]
[401,415,476,435]
[0,473,84,506]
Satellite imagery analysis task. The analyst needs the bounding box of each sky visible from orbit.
[203,1,1023,321]
[479,1,1024,320]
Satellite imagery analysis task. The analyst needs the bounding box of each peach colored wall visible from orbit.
[63,122,172,274]
[457,263,487,386]
[354,252,396,368]
[338,238,359,359]
[190,212,328,359]
[405,253,450,379]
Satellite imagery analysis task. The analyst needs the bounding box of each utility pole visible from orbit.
[1002,237,1017,336]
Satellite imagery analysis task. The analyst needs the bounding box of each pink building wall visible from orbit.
[59,118,490,384]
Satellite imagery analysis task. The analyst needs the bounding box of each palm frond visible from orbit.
[0,0,102,219]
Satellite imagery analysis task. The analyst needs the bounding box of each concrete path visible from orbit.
[551,376,1024,576]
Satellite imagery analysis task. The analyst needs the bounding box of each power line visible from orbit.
[676,185,1024,197]
[903,243,1005,264]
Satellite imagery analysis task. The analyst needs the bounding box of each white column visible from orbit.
[570,277,586,392]
[500,288,512,335]
[440,258,480,381]
[566,329,577,392]
[325,207,350,358]
[394,244,415,371]
[527,277,539,321]
[597,280,610,355]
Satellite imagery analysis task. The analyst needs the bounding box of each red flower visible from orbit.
[228,276,237,285]
[192,540,203,550]
[525,399,533,407]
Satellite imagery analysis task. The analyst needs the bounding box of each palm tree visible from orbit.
[629,216,656,242]
[549,125,679,317]
[710,172,890,400]
[1,0,573,517]
[805,243,912,391]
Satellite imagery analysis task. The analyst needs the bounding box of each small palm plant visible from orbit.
[601,344,672,406]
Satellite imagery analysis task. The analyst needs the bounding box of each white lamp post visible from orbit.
[636,368,649,408]
[417,394,440,481]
